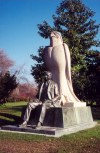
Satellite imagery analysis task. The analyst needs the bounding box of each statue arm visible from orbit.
[55,83,59,96]
[47,92,52,100]
[38,83,44,101]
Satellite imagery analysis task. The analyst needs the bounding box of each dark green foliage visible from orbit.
[31,47,47,84]
[38,21,53,39]
[31,0,100,105]
[0,72,18,104]
[85,51,100,105]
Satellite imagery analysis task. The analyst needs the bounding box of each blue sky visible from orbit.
[0,0,100,82]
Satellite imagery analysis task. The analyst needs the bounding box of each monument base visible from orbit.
[63,102,86,107]
[1,121,96,137]
[1,106,96,137]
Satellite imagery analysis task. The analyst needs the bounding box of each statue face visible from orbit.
[51,31,61,38]
[50,31,63,44]
[45,72,52,81]
[50,32,57,38]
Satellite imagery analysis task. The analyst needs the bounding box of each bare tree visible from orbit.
[0,49,14,75]
[11,83,37,101]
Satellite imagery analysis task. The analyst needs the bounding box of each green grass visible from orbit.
[0,101,100,141]
[0,101,27,126]
[0,102,100,153]
[0,131,49,141]
[0,101,27,110]
[0,126,99,153]
[0,125,100,142]
[0,101,27,111]
[60,125,100,140]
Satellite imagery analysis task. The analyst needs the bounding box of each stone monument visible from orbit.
[19,71,61,128]
[1,31,96,137]
[44,31,86,107]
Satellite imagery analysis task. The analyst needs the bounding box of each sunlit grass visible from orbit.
[0,101,100,153]
[0,125,100,142]
[0,101,27,124]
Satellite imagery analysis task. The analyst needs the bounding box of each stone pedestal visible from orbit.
[28,106,95,128]
[1,106,96,137]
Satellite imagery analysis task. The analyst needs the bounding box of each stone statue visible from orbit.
[2,32,95,137]
[44,31,86,107]
[19,71,61,128]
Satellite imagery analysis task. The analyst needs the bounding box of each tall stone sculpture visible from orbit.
[44,31,86,107]
[1,31,96,137]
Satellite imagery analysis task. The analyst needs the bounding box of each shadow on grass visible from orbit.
[0,118,16,126]
[10,105,26,112]
[0,112,21,126]
[0,104,27,127]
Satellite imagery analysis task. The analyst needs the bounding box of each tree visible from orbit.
[31,0,100,104]
[0,49,17,104]
[0,49,14,75]
[31,47,47,84]
[0,71,18,104]
[10,83,37,101]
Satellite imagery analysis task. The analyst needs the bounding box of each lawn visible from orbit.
[0,101,100,153]
[0,101,27,126]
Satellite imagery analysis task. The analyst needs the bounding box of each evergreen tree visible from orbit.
[31,0,100,104]
[0,72,18,104]
[31,47,47,84]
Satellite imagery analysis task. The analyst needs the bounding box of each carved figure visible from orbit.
[19,71,61,128]
[44,31,86,106]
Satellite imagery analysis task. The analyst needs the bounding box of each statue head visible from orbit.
[50,31,63,42]
[50,31,63,46]
[45,71,52,81]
